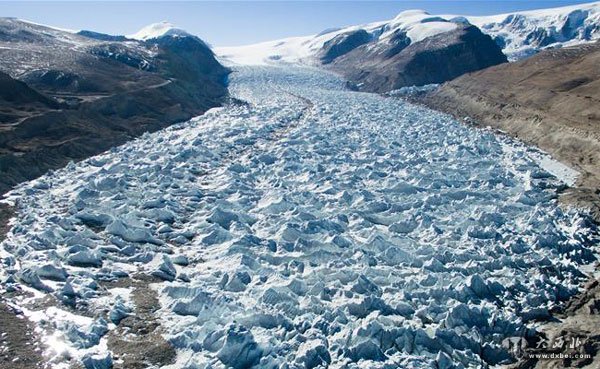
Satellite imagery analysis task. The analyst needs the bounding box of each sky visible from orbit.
[1,1,597,46]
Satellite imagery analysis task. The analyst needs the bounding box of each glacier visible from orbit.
[216,2,600,65]
[0,65,598,369]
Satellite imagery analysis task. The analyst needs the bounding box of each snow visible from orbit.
[405,21,457,43]
[215,10,458,66]
[216,37,318,66]
[454,1,600,60]
[17,18,78,33]
[128,21,191,41]
[387,9,457,43]
[1,65,598,368]
[465,1,600,25]
[498,134,579,187]
[217,2,600,65]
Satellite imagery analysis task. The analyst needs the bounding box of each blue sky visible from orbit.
[2,1,597,46]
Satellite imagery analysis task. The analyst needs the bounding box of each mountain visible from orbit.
[0,18,229,195]
[324,24,507,93]
[217,2,600,65]
[216,2,600,91]
[127,21,193,41]
[421,40,600,221]
[217,10,507,92]
[216,10,471,66]
[0,71,56,106]
[461,1,600,60]
[0,71,61,123]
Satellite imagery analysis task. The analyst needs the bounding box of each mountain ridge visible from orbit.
[0,18,229,195]
[216,1,600,64]
[324,24,507,93]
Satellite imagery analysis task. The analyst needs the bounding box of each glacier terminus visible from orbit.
[0,66,597,369]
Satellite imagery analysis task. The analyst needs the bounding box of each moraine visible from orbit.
[0,66,597,369]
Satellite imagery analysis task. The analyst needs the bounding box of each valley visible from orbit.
[1,2,600,369]
[0,65,597,369]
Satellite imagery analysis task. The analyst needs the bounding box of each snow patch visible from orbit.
[128,21,191,41]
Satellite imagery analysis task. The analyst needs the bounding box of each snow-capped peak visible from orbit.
[215,9,458,66]
[449,1,600,60]
[128,21,191,41]
[393,9,431,21]
[217,1,600,66]
[385,9,457,43]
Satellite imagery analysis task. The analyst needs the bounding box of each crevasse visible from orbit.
[0,66,597,369]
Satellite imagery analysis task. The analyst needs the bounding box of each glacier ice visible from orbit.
[0,65,598,368]
[150,254,178,281]
[37,264,69,282]
[17,267,53,292]
[82,352,112,369]
[216,324,263,369]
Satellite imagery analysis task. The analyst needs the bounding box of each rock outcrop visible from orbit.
[325,25,507,93]
[318,29,372,64]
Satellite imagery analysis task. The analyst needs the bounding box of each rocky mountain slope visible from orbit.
[216,2,600,91]
[218,10,507,92]
[324,24,506,93]
[421,40,600,222]
[0,18,229,195]
[0,71,61,124]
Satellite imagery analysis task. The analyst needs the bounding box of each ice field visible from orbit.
[0,66,597,369]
